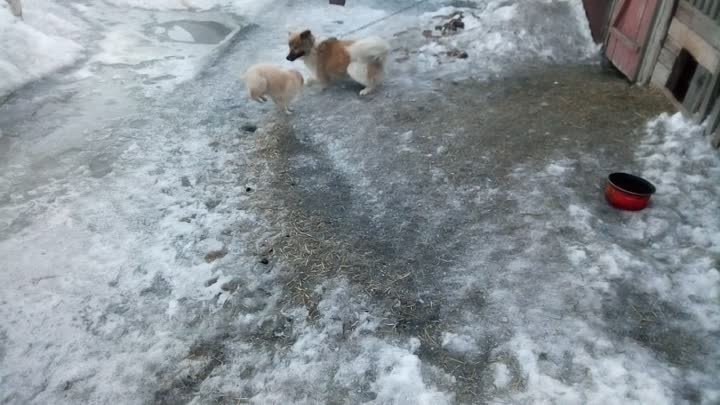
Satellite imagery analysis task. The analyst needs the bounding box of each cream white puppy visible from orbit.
[242,64,304,114]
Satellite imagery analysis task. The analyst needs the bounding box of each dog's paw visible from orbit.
[359,88,374,96]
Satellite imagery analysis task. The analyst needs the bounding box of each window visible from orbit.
[666,49,699,103]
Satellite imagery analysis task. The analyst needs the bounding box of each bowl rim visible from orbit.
[607,172,656,196]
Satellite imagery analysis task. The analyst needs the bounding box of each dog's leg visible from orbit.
[315,67,331,91]
[317,79,330,92]
[306,76,328,91]
[271,96,292,115]
[359,62,383,96]
[250,87,268,103]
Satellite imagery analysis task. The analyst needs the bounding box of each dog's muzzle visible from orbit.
[286,51,304,61]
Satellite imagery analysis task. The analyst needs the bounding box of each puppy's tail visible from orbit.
[347,36,390,65]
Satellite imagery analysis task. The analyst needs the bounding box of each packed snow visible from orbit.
[0,0,86,96]
[105,0,271,15]
[1,0,719,404]
[455,113,720,404]
[408,0,599,77]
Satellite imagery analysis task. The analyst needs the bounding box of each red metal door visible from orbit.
[605,0,660,80]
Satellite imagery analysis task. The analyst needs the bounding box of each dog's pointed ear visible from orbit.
[300,29,312,39]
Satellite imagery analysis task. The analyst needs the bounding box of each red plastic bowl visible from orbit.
[605,172,656,211]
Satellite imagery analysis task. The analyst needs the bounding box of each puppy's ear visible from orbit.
[300,29,312,39]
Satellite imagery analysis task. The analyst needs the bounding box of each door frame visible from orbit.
[636,0,677,84]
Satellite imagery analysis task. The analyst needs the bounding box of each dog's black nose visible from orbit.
[286,51,304,61]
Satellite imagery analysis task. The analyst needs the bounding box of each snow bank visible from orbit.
[0,0,275,97]
[633,113,720,328]
[0,1,85,96]
[508,114,720,403]
[427,113,720,404]
[105,0,272,15]
[411,0,599,77]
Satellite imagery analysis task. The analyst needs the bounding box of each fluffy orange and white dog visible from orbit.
[286,30,390,96]
[242,64,304,114]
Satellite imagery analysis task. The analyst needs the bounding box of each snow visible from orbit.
[2,0,720,404]
[88,9,251,94]
[409,0,600,78]
[168,24,195,42]
[105,0,271,15]
[193,279,455,405]
[372,343,453,405]
[0,0,271,97]
[507,330,677,405]
[546,164,566,176]
[441,113,720,404]
[441,332,477,353]
[492,362,512,389]
[632,113,720,329]
[0,115,260,403]
[0,1,86,96]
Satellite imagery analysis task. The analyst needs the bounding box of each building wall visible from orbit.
[650,0,720,145]
[651,1,720,86]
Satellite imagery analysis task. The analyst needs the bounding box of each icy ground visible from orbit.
[1,0,719,404]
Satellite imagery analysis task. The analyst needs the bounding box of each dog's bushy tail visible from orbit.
[347,36,390,65]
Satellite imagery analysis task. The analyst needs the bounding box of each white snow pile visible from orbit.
[448,112,720,404]
[632,113,720,328]
[0,1,86,96]
[0,0,277,97]
[413,0,599,76]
